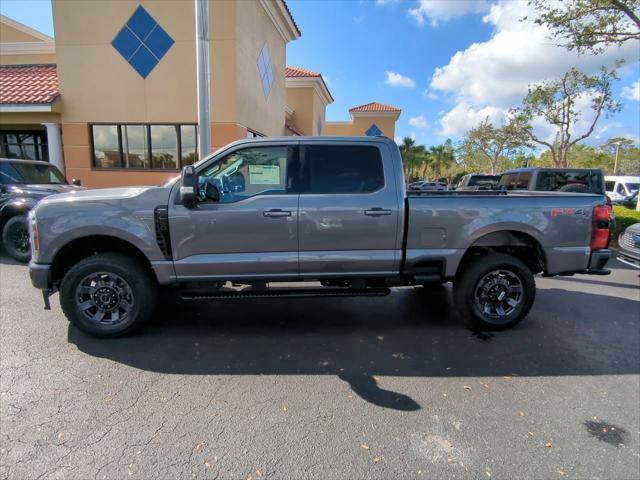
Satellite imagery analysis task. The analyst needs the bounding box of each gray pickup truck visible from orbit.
[29,137,612,337]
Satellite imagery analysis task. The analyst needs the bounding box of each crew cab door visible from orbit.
[297,142,401,277]
[169,143,299,281]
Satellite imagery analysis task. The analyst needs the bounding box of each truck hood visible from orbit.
[39,186,153,205]
[4,183,84,199]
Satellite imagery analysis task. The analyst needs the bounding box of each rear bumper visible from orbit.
[587,249,611,271]
[29,262,52,290]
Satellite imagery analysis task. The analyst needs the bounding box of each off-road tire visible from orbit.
[2,215,31,263]
[453,253,535,331]
[60,253,157,337]
[556,183,591,193]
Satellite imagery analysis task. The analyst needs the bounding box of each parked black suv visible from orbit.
[0,158,83,262]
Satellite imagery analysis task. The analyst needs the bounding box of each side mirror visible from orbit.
[71,178,82,186]
[180,165,199,207]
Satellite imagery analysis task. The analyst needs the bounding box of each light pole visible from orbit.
[613,140,622,175]
[195,0,211,160]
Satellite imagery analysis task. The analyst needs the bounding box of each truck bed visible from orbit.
[404,191,608,278]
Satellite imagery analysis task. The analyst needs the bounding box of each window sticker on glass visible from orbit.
[249,164,280,185]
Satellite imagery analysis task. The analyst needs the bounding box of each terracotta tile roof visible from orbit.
[0,64,59,105]
[349,102,401,113]
[285,121,304,136]
[285,65,321,78]
[281,0,301,37]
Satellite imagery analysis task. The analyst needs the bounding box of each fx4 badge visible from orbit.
[551,207,586,217]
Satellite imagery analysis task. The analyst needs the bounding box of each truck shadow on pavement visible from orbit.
[69,285,640,412]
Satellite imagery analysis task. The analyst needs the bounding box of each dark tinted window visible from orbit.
[498,173,519,190]
[0,162,66,185]
[468,175,500,188]
[301,145,384,194]
[515,172,531,189]
[536,170,604,193]
[605,181,615,191]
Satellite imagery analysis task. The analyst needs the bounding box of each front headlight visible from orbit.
[28,210,39,261]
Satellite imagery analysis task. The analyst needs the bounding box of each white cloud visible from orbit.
[621,80,640,101]
[408,114,429,129]
[409,0,489,27]
[430,1,639,138]
[376,0,397,4]
[438,103,504,138]
[385,70,416,88]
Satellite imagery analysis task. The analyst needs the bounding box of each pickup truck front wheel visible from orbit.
[454,253,535,331]
[60,253,157,337]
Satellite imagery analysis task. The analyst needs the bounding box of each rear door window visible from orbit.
[300,145,384,194]
[537,171,604,193]
[499,173,518,190]
[515,172,531,189]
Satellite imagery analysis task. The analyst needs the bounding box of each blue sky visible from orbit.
[3,0,639,149]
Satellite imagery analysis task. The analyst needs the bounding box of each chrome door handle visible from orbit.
[263,209,292,218]
[364,208,392,216]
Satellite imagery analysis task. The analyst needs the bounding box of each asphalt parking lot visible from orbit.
[1,254,639,479]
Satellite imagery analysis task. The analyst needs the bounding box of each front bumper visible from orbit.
[29,262,52,290]
[617,247,640,269]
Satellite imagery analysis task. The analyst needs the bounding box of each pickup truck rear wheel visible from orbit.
[60,253,157,337]
[454,253,535,331]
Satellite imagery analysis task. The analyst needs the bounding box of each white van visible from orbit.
[605,176,640,202]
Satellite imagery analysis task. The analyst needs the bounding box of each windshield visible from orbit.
[625,183,639,193]
[0,162,67,185]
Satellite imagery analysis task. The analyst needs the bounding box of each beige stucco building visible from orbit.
[0,2,400,188]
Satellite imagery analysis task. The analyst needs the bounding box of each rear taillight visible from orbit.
[591,204,612,250]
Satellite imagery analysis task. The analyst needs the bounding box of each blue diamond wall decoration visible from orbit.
[365,124,382,136]
[112,6,174,78]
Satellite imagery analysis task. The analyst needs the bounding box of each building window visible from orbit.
[0,131,48,162]
[122,125,150,168]
[91,124,197,170]
[180,125,198,166]
[256,42,273,98]
[150,125,178,169]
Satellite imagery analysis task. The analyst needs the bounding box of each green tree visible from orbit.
[527,0,640,54]
[459,117,531,174]
[512,66,622,167]
[399,137,427,182]
[426,141,457,183]
[601,137,636,173]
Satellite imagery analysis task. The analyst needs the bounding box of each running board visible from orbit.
[180,287,391,301]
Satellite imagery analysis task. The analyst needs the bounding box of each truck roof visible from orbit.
[223,135,397,147]
[502,167,602,173]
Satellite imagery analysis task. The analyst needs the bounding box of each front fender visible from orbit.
[0,198,37,221]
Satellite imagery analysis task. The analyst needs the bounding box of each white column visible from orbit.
[195,0,211,159]
[42,123,65,173]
